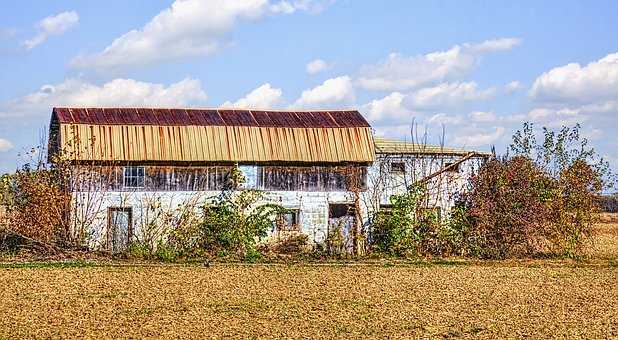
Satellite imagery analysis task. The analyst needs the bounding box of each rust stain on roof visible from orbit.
[52,107,370,128]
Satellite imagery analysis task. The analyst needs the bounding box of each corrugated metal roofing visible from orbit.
[52,107,370,128]
[51,107,375,163]
[374,137,491,157]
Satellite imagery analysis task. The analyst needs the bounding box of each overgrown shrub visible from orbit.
[168,165,287,259]
[460,123,614,258]
[370,184,440,257]
[0,165,70,247]
[461,156,554,258]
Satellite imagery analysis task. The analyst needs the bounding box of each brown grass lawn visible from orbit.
[0,220,616,339]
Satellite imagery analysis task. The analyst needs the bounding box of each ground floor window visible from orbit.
[275,209,300,232]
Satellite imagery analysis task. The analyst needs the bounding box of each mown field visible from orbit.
[0,219,616,339]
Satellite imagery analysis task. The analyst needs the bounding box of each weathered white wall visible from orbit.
[71,158,481,250]
[72,165,360,250]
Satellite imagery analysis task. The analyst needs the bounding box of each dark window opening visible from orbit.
[390,162,405,174]
[257,166,367,192]
[329,204,355,219]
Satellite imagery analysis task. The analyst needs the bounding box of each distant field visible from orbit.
[0,218,616,339]
[587,213,618,259]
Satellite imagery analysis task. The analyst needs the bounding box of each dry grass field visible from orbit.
[0,219,616,339]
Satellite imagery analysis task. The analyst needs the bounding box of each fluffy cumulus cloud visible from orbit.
[361,92,412,124]
[23,11,79,49]
[526,52,618,131]
[3,78,208,118]
[294,76,355,107]
[427,113,463,125]
[305,58,330,75]
[452,126,505,148]
[530,53,618,104]
[403,81,496,109]
[221,83,283,108]
[357,38,521,91]
[0,138,13,152]
[70,0,330,70]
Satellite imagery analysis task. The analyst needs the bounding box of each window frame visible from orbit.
[275,209,300,231]
[123,166,146,189]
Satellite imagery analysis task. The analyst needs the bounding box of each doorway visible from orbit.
[108,207,132,253]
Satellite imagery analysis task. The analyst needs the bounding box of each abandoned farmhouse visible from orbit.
[48,107,489,252]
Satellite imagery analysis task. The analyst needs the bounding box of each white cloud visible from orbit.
[4,78,208,118]
[306,59,330,75]
[505,80,523,93]
[530,52,618,104]
[23,11,79,49]
[452,127,505,147]
[360,92,414,125]
[294,76,355,107]
[427,113,463,125]
[469,110,497,123]
[70,0,328,70]
[221,83,282,108]
[403,82,495,109]
[357,37,521,91]
[526,107,587,127]
[468,38,521,53]
[0,138,13,152]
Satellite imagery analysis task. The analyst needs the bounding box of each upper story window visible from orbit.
[390,162,406,174]
[257,166,367,192]
[123,166,145,189]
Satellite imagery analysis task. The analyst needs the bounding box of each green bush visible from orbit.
[154,241,179,262]
[370,184,439,257]
[168,188,287,259]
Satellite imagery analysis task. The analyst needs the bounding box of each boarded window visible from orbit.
[257,166,367,191]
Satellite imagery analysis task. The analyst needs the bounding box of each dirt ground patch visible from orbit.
[0,218,616,339]
[0,263,616,339]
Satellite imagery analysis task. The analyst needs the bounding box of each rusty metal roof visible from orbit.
[50,107,375,164]
[52,107,370,128]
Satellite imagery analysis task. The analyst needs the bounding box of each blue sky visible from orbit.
[1,0,617,173]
